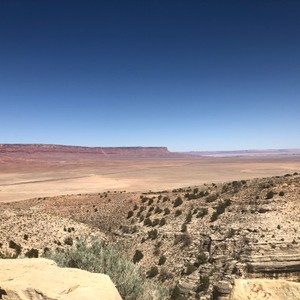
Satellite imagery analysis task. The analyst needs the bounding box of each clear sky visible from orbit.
[0,0,299,151]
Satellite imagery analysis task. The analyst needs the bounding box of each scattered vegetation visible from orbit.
[47,237,167,300]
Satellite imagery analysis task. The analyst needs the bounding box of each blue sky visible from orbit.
[0,0,299,151]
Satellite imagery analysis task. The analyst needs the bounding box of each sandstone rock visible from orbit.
[230,279,300,300]
[0,258,122,300]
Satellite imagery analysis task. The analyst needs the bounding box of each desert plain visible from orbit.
[1,144,300,202]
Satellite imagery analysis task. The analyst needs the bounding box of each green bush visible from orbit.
[197,275,210,292]
[185,264,197,275]
[266,191,274,199]
[174,233,192,247]
[184,210,192,224]
[64,237,73,246]
[46,238,167,300]
[158,255,167,265]
[25,248,39,258]
[146,266,159,278]
[148,229,158,240]
[164,208,170,215]
[194,251,207,267]
[196,208,208,218]
[173,197,183,207]
[159,218,166,227]
[152,218,160,227]
[143,217,152,226]
[205,193,219,203]
[210,211,218,222]
[9,240,22,256]
[175,210,182,217]
[127,211,134,219]
[181,223,187,232]
[171,284,185,300]
[133,250,144,263]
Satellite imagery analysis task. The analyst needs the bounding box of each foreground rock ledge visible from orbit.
[0,258,122,300]
[230,279,300,300]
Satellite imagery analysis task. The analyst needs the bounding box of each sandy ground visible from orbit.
[0,156,300,202]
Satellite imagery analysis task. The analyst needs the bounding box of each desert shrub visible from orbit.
[143,217,152,226]
[162,196,168,202]
[64,237,73,246]
[133,204,139,210]
[210,212,218,222]
[184,210,193,224]
[171,284,185,300]
[25,248,39,258]
[211,199,232,222]
[152,218,160,227]
[133,250,144,263]
[266,191,274,199]
[279,191,285,196]
[158,195,162,200]
[173,197,183,207]
[139,215,144,222]
[148,206,154,212]
[164,208,170,215]
[197,275,210,293]
[23,234,29,240]
[146,266,159,278]
[141,196,148,203]
[205,193,219,203]
[148,229,158,240]
[196,208,208,218]
[155,207,163,214]
[153,243,161,256]
[158,255,166,265]
[185,264,197,275]
[194,251,207,267]
[127,211,134,219]
[175,210,182,217]
[159,218,166,227]
[9,240,22,256]
[146,211,152,218]
[193,188,199,194]
[181,223,187,232]
[148,199,154,206]
[46,237,167,300]
[159,268,173,282]
[43,247,50,255]
[174,233,192,247]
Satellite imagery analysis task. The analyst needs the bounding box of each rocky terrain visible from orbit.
[1,172,299,299]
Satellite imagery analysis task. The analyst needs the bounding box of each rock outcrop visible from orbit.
[230,279,300,300]
[0,258,122,300]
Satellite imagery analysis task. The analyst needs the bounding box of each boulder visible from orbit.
[0,258,122,300]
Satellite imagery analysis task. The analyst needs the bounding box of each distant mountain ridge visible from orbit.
[0,144,171,158]
[1,144,299,159]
